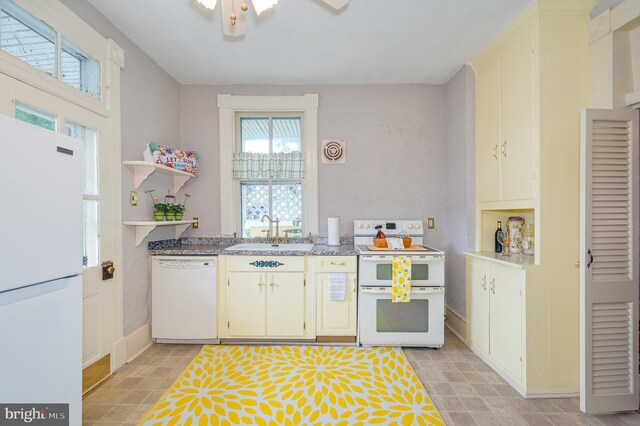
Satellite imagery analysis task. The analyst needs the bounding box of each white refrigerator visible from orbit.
[0,114,83,424]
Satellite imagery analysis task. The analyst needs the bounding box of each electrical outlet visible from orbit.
[427,217,435,229]
[130,191,138,206]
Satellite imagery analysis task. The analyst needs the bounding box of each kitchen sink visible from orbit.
[225,243,314,252]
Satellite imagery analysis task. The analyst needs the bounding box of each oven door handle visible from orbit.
[359,256,444,262]
[360,287,444,295]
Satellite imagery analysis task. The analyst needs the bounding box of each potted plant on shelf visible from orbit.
[153,200,167,221]
[173,203,185,221]
[165,203,176,221]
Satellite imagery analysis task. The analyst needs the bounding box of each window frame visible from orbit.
[218,94,319,235]
[0,0,118,117]
[236,112,304,237]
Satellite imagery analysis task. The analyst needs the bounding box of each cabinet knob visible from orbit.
[501,141,507,157]
[492,145,498,159]
[481,275,487,290]
[490,278,496,294]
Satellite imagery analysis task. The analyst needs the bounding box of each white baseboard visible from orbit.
[112,337,127,372]
[126,324,153,362]
[445,304,467,344]
[525,390,580,399]
[112,324,152,371]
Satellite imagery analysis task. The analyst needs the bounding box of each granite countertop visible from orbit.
[148,237,359,256]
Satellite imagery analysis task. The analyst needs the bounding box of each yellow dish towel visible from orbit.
[392,255,411,302]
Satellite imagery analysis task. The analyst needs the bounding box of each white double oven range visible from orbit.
[354,220,445,348]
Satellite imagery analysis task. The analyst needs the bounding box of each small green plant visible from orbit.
[172,204,185,213]
[154,202,168,213]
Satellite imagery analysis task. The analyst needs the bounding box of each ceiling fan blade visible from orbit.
[195,0,218,10]
[321,0,349,9]
[252,0,278,15]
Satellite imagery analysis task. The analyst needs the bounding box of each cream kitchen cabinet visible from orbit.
[475,18,535,204]
[313,256,358,338]
[466,256,524,386]
[468,0,588,396]
[219,256,314,340]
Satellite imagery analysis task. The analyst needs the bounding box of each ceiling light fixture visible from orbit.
[195,0,349,37]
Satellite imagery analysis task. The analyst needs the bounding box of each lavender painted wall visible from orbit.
[61,0,182,335]
[59,1,476,335]
[180,84,448,251]
[444,66,476,317]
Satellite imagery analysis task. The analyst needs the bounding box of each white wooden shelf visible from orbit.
[123,218,199,246]
[122,161,197,193]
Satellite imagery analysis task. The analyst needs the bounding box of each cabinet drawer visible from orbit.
[227,255,304,272]
[316,256,357,273]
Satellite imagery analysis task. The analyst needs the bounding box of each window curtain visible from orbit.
[232,152,305,179]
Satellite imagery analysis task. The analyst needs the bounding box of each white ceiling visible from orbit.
[86,0,533,85]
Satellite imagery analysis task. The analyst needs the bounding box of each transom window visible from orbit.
[238,115,303,237]
[0,0,101,99]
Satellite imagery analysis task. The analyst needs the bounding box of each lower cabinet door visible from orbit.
[489,265,523,381]
[227,272,266,337]
[467,258,491,354]
[316,273,357,336]
[266,272,305,337]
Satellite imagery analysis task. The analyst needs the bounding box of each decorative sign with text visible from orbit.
[143,143,199,175]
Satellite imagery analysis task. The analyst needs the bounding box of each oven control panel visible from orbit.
[353,220,423,236]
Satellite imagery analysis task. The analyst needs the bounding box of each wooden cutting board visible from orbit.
[366,245,430,251]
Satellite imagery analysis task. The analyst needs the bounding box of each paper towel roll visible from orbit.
[327,216,340,247]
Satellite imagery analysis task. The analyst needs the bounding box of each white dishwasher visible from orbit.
[151,256,219,344]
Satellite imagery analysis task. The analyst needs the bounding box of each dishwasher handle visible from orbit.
[155,259,217,269]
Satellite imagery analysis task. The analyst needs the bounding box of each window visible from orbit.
[0,0,57,77]
[219,94,319,235]
[66,121,100,268]
[61,37,101,99]
[238,115,303,237]
[15,102,56,131]
[0,0,101,100]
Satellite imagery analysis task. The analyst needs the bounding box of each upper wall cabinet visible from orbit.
[474,21,535,202]
[475,19,535,205]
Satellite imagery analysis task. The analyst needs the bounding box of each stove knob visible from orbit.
[415,222,422,229]
[357,223,363,229]
[408,224,414,229]
[364,224,370,229]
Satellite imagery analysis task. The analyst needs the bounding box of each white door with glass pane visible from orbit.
[0,0,122,390]
[0,74,117,371]
[580,109,639,413]
[237,115,304,237]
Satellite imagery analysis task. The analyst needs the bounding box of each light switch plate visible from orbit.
[130,191,138,206]
[427,217,435,229]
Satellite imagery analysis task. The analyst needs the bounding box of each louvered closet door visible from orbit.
[580,109,639,414]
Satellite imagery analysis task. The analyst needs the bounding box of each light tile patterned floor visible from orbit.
[83,329,640,425]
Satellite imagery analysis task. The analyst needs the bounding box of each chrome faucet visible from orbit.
[261,214,280,246]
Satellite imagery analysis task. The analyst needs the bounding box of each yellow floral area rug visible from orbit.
[138,345,443,426]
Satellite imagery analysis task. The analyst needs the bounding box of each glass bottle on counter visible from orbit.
[495,221,504,253]
[522,223,534,255]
